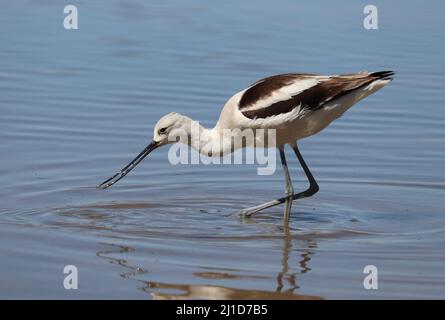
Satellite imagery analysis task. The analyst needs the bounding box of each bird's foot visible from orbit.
[239,198,283,217]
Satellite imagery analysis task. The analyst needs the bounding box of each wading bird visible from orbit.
[98,71,394,219]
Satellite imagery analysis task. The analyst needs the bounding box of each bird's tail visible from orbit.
[370,70,395,81]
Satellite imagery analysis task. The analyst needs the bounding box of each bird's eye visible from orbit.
[158,127,167,135]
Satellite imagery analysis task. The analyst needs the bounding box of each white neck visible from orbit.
[188,121,224,157]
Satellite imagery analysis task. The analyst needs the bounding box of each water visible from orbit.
[1,0,445,299]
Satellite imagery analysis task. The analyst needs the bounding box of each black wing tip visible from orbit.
[371,70,395,81]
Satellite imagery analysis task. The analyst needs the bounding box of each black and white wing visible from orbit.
[238,71,394,119]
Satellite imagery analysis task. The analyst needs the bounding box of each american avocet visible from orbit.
[98,71,394,218]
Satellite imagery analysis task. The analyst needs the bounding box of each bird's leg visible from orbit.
[241,147,294,217]
[280,148,294,197]
[289,143,319,200]
[240,144,318,217]
[239,198,282,217]
[279,148,294,222]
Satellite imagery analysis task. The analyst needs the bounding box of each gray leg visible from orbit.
[279,148,294,221]
[241,148,294,217]
[240,143,318,217]
[280,148,294,197]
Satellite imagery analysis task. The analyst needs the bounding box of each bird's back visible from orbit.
[216,71,393,145]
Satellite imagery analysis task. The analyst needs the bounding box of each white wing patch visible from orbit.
[241,78,320,113]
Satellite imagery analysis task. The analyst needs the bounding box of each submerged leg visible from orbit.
[240,143,319,217]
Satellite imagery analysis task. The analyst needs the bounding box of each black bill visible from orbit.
[97,140,160,190]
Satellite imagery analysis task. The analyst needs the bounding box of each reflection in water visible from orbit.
[96,230,320,299]
[276,227,316,294]
[144,281,320,300]
[96,243,148,279]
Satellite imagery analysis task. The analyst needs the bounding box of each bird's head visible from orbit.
[97,112,190,190]
[153,112,190,146]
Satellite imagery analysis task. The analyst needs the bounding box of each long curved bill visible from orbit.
[97,141,159,190]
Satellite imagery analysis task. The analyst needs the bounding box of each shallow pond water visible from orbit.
[1,0,445,299]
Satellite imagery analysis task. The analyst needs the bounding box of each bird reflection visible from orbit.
[96,244,148,278]
[275,226,317,294]
[96,229,319,299]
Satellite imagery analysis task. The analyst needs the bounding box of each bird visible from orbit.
[98,70,394,219]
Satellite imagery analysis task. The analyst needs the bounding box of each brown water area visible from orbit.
[1,1,445,299]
